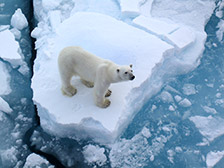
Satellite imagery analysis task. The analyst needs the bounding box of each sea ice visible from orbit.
[182,83,196,95]
[0,62,11,95]
[0,28,28,75]
[189,115,224,142]
[32,0,215,144]
[120,0,142,17]
[178,98,192,107]
[24,153,54,168]
[216,19,224,42]
[0,97,12,114]
[10,8,28,30]
[82,144,107,166]
[206,151,224,168]
[0,29,21,61]
[32,12,173,143]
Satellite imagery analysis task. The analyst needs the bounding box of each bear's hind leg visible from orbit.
[81,79,94,88]
[61,74,77,97]
[61,85,77,97]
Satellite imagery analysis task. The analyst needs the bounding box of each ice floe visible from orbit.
[31,0,216,144]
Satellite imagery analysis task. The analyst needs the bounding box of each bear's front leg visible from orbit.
[94,82,111,108]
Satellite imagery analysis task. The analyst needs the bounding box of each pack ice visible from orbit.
[31,0,214,144]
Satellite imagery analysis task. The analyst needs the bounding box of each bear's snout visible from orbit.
[130,75,135,80]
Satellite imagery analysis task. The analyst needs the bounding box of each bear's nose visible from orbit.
[131,75,135,80]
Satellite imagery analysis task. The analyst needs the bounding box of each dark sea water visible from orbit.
[0,0,224,167]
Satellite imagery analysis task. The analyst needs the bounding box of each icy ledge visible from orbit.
[32,11,206,144]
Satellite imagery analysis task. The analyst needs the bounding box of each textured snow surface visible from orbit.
[31,0,216,144]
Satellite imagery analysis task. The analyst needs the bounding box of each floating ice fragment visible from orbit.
[206,151,224,168]
[0,97,12,114]
[182,84,196,95]
[10,28,21,40]
[202,106,217,115]
[174,95,182,102]
[216,19,224,42]
[178,98,192,107]
[11,8,28,30]
[141,127,151,138]
[83,145,107,166]
[190,115,224,142]
[24,153,55,168]
[169,105,175,111]
[159,91,173,103]
[0,62,11,95]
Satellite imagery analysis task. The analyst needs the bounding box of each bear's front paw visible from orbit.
[105,89,112,97]
[102,99,111,108]
[61,86,77,97]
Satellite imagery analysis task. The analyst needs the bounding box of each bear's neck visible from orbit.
[107,65,122,83]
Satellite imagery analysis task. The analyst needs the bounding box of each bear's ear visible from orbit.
[117,69,120,73]
[130,64,133,68]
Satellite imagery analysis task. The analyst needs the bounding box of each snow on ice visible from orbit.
[31,0,216,144]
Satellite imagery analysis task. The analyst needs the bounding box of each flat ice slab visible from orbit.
[32,12,173,143]
[133,15,195,49]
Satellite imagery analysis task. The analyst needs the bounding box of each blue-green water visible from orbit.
[0,0,224,167]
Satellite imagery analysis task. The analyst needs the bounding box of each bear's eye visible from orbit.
[124,72,128,74]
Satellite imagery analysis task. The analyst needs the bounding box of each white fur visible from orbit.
[58,46,135,108]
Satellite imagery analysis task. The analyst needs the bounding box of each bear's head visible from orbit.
[117,64,135,81]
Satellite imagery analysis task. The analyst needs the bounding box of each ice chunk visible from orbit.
[0,62,11,95]
[0,29,21,60]
[182,83,196,95]
[0,97,12,114]
[120,0,143,17]
[0,147,18,166]
[190,116,224,142]
[216,19,224,42]
[32,12,173,143]
[133,15,195,50]
[10,8,28,30]
[206,151,224,168]
[82,145,107,166]
[10,28,21,40]
[202,106,217,115]
[159,91,173,103]
[42,0,62,11]
[178,98,191,107]
[174,95,182,102]
[151,0,215,31]
[0,28,28,75]
[24,153,54,168]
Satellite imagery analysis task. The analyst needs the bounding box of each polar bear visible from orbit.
[58,46,135,108]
